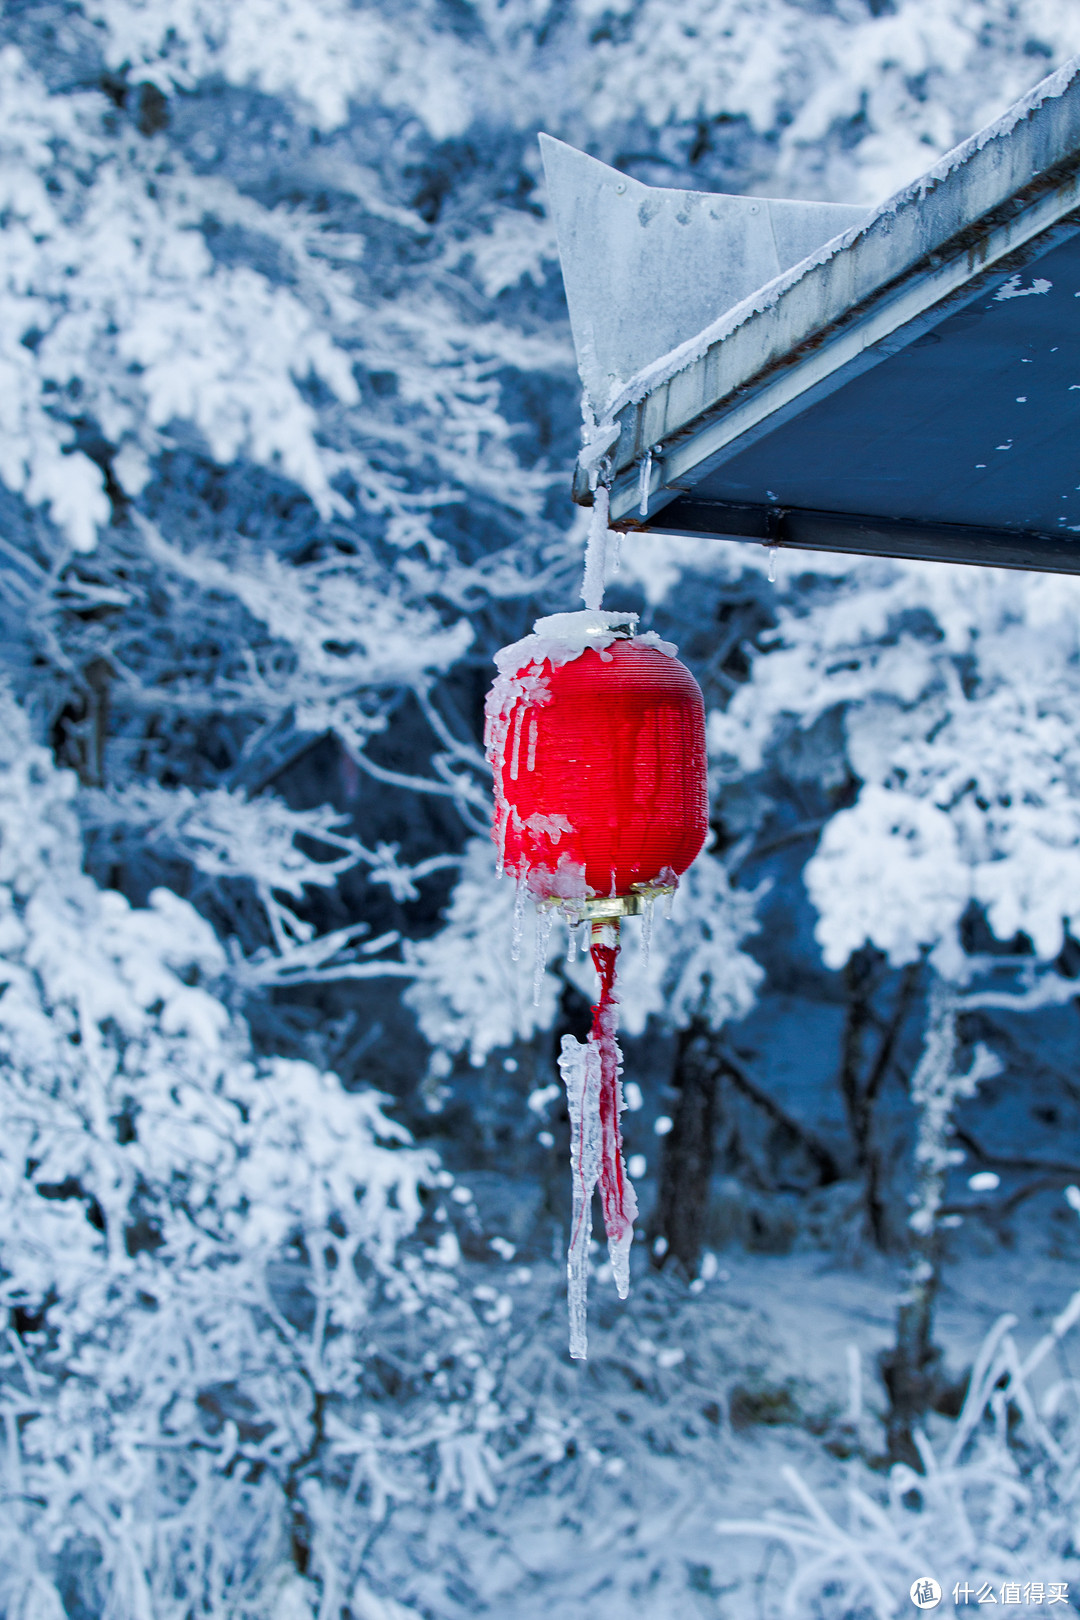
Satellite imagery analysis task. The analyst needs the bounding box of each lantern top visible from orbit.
[531,608,638,642]
[543,55,1080,575]
[493,609,678,682]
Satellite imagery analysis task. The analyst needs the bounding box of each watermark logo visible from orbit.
[949,1581,1070,1605]
[908,1578,1070,1606]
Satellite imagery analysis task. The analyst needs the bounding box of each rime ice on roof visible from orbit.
[540,133,865,416]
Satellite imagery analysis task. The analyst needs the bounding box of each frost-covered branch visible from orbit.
[884,975,1001,1463]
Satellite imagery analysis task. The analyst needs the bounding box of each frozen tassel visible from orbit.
[557,923,638,1358]
[589,921,637,1301]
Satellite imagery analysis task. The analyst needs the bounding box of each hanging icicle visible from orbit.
[637,449,652,517]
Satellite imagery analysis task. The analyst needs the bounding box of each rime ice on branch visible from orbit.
[485,608,708,1354]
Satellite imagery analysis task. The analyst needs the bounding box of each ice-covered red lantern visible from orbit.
[485,609,708,1358]
[486,610,707,913]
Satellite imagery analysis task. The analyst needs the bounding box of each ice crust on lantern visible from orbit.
[484,608,707,909]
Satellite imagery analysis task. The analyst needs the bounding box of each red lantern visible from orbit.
[486,611,708,908]
[485,610,708,1358]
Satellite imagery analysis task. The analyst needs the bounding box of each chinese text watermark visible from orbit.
[911,1578,1071,1608]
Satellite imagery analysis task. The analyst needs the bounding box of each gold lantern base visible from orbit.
[540,881,676,924]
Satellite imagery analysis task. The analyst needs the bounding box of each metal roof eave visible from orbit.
[646,499,1080,577]
[578,58,1080,528]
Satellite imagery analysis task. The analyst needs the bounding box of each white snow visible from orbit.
[995,274,1053,300]
[496,609,631,676]
[521,812,574,842]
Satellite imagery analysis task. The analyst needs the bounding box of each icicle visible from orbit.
[559,1033,602,1360]
[510,872,527,962]
[526,711,538,772]
[640,893,655,965]
[767,544,778,584]
[533,905,554,1006]
[508,702,525,782]
[565,916,579,965]
[608,527,621,577]
[609,1203,634,1299]
[494,789,509,878]
[581,483,610,610]
[637,450,652,517]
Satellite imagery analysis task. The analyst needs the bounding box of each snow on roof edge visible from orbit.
[590,53,1080,433]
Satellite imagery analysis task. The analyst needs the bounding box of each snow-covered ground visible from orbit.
[344,1221,1080,1617]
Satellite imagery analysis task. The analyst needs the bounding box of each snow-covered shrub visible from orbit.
[718,1280,1080,1619]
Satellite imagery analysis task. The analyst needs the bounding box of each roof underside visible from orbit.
[657,226,1080,572]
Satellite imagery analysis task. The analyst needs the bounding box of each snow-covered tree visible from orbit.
[0,682,461,1610]
[5,0,1076,1033]
[0,1,577,1010]
[709,551,1080,1447]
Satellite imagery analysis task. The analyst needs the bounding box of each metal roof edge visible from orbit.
[585,55,1080,522]
[643,498,1080,576]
